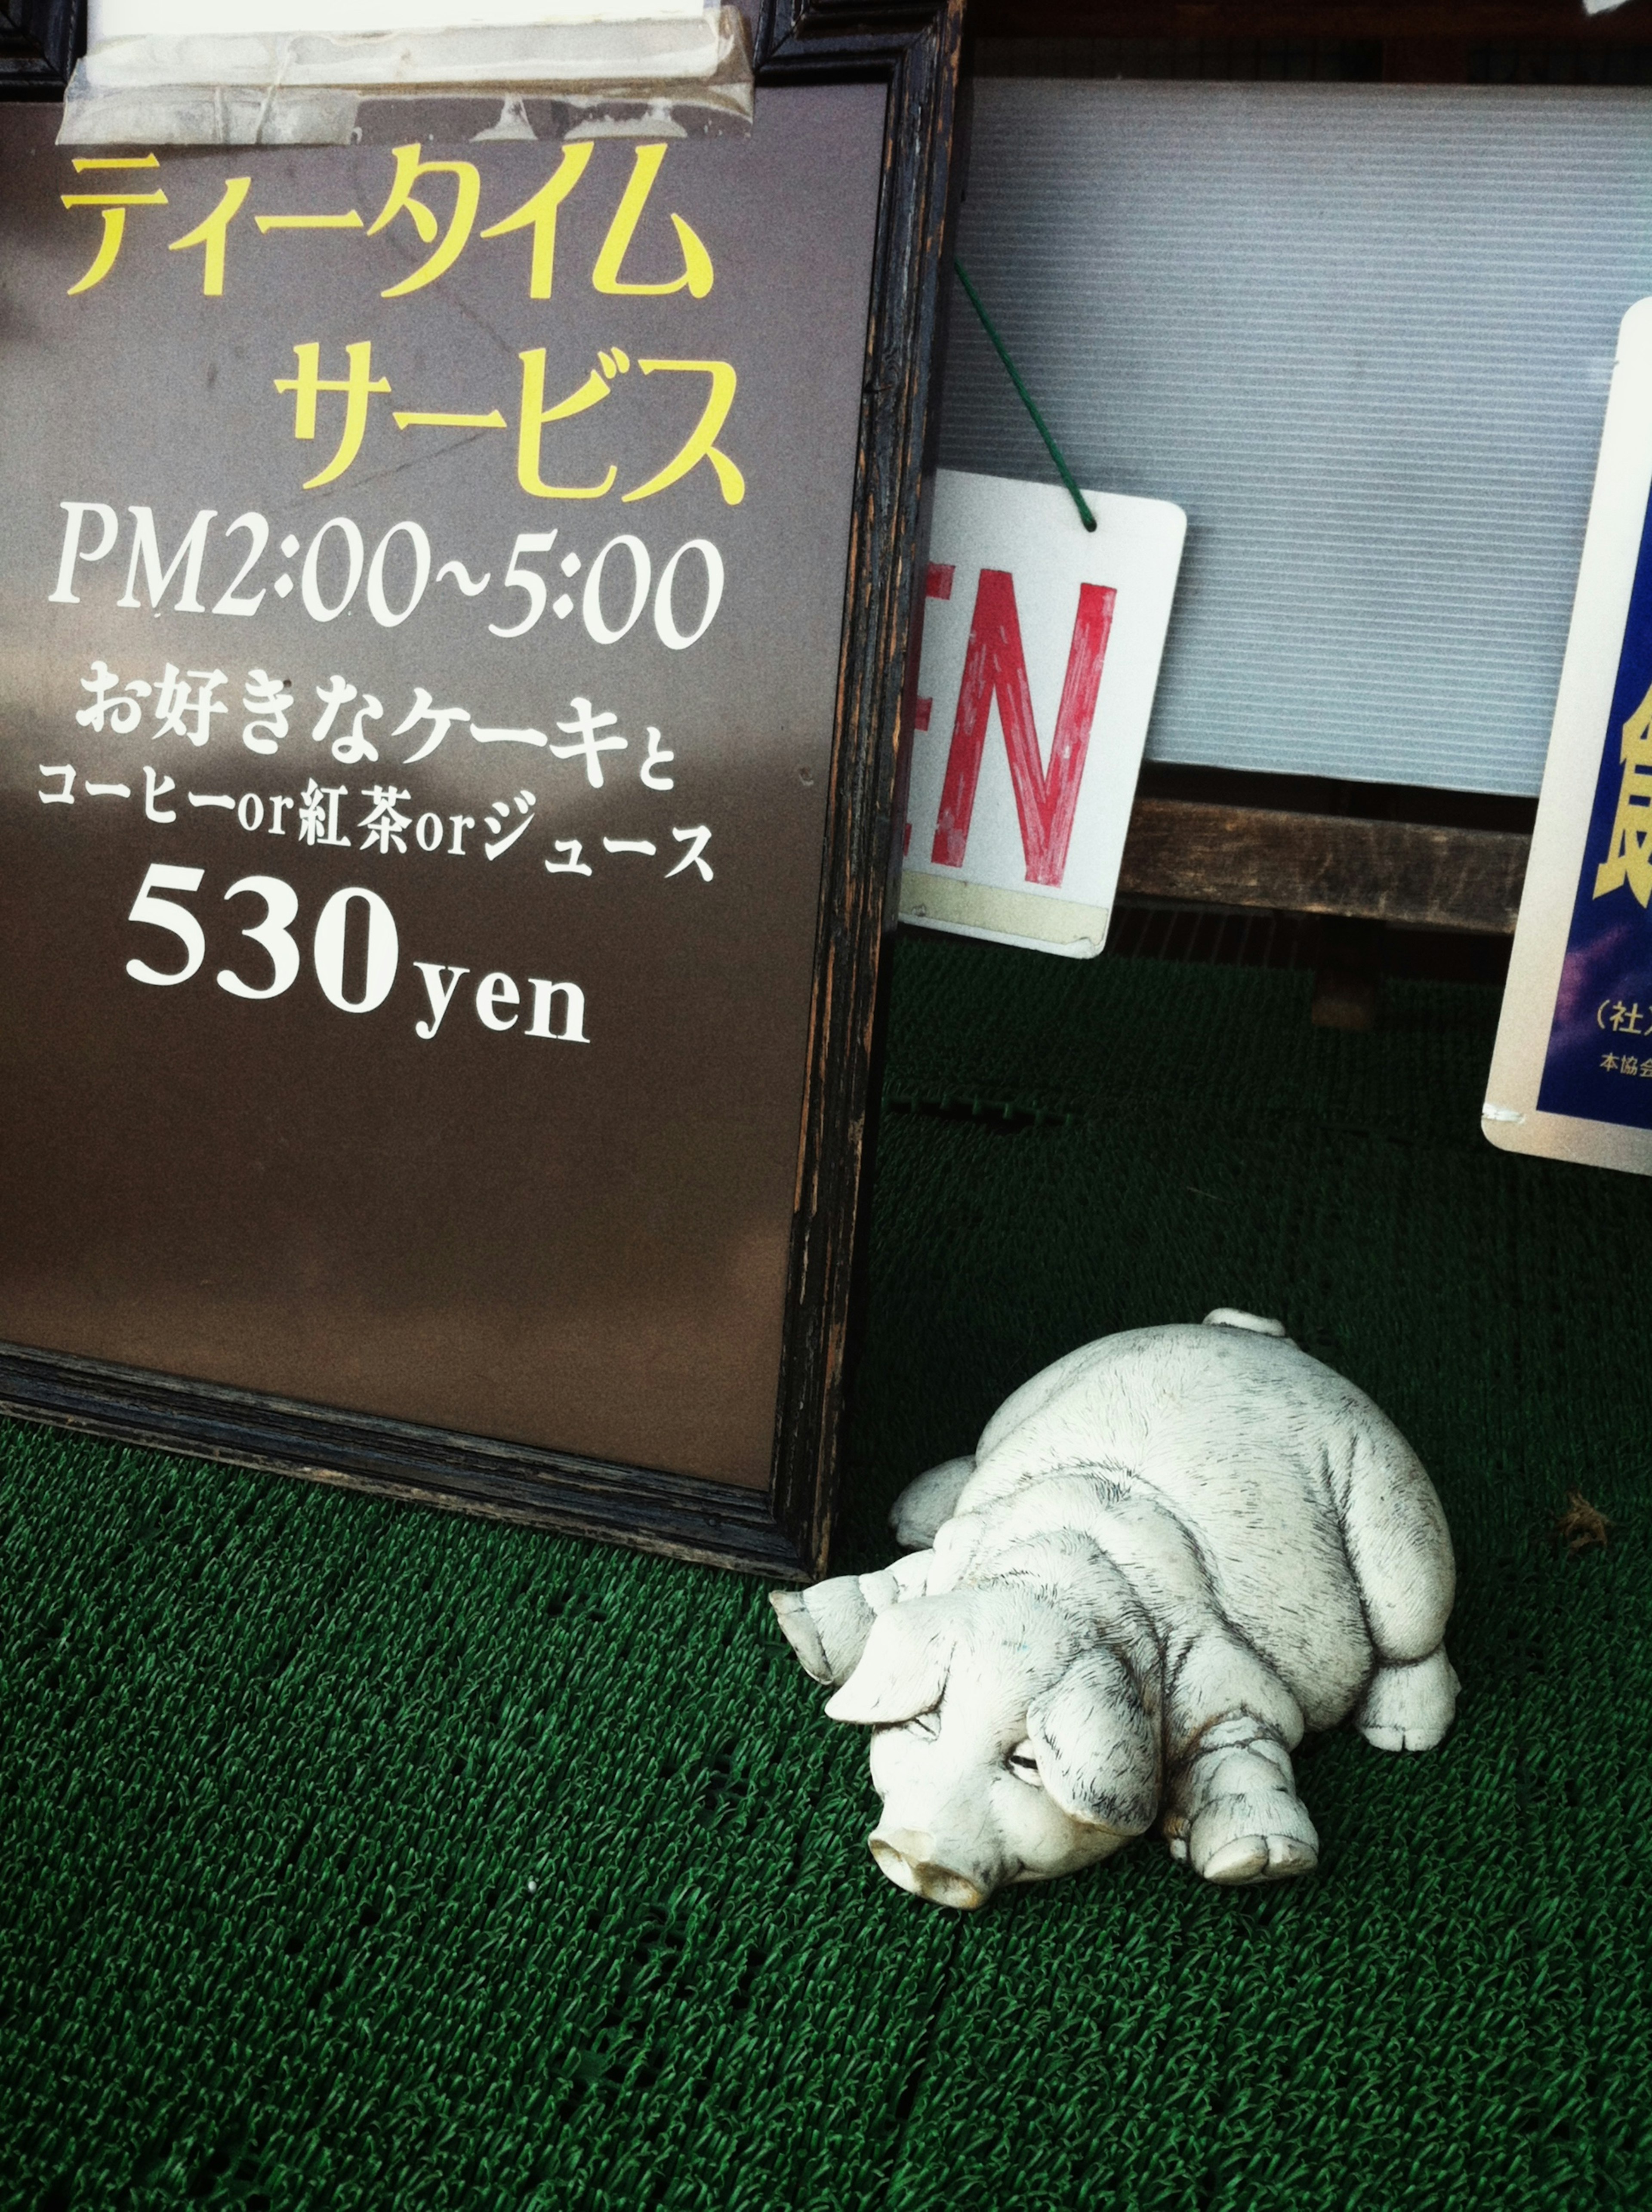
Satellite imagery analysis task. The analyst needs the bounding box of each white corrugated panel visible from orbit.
[937,80,1652,795]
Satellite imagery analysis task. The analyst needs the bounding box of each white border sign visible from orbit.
[898,467,1185,959]
[1486,297,1652,1174]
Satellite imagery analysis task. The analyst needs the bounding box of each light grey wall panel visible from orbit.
[937,80,1652,795]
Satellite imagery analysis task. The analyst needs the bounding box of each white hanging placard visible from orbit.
[899,467,1185,958]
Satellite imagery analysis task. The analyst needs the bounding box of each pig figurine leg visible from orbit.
[1355,1646,1460,1752]
[1328,1420,1459,1752]
[889,1456,976,1549]
[1159,1629,1321,1884]
[1165,1725,1320,1884]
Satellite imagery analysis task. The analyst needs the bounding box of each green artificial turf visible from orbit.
[4,934,1650,2210]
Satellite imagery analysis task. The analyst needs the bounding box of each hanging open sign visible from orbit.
[0,3,965,1580]
[899,468,1186,957]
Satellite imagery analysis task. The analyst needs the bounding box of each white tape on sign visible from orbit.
[91,0,708,33]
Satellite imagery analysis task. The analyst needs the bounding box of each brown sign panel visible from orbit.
[0,2,966,1577]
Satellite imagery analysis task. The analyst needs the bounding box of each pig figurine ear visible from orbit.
[1026,1646,1159,1835]
[824,1598,959,1726]
[770,1576,876,1687]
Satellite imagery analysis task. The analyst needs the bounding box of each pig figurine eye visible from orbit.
[899,1709,942,1742]
[1007,1740,1043,1786]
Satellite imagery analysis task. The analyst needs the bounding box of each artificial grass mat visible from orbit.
[4,933,1649,2210]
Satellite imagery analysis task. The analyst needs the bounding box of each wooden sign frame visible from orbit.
[0,0,82,94]
[0,0,965,1580]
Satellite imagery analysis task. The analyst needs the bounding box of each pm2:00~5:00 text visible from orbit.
[51,504,723,648]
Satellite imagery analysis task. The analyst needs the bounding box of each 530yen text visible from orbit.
[123,862,588,1043]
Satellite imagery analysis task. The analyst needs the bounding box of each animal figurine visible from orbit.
[771,1312,1457,1909]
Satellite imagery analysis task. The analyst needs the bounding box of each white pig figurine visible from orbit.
[771,1312,1457,1909]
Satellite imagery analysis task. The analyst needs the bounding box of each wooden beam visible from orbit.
[970,1,1652,43]
[1382,34,1472,77]
[1117,797,1531,932]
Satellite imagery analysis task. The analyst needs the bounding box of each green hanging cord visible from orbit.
[954,260,1097,533]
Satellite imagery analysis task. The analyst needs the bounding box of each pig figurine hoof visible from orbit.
[770,1313,1457,1908]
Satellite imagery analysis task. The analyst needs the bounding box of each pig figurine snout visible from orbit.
[867,1830,989,1913]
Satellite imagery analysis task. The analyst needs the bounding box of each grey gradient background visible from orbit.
[938,79,1652,796]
